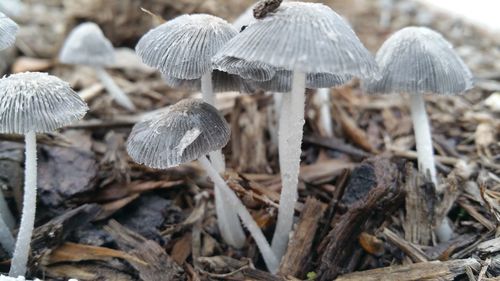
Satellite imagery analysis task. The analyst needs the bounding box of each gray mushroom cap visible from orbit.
[0,72,88,134]
[59,22,115,67]
[162,70,255,93]
[0,12,18,50]
[135,14,238,80]
[363,27,474,95]
[213,1,379,79]
[126,99,230,169]
[251,70,352,92]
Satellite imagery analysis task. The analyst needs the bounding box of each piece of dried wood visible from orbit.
[335,104,377,153]
[303,135,371,160]
[317,157,404,281]
[279,197,327,277]
[335,258,480,281]
[105,220,185,281]
[383,228,429,263]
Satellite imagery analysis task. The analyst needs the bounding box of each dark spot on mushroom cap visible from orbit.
[363,26,474,95]
[59,22,115,67]
[213,1,379,79]
[0,72,88,134]
[0,12,18,51]
[135,14,238,80]
[126,99,231,169]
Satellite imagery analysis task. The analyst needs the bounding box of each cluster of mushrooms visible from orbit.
[0,0,473,278]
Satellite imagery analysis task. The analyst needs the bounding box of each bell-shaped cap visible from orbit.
[136,14,237,80]
[0,12,18,50]
[363,27,474,95]
[162,70,254,93]
[126,99,230,169]
[0,72,88,134]
[59,22,115,66]
[251,70,352,92]
[213,2,378,79]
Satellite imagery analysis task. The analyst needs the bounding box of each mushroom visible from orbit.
[135,14,246,248]
[0,72,88,277]
[363,26,474,186]
[126,98,279,272]
[0,12,18,51]
[59,22,135,111]
[213,1,379,259]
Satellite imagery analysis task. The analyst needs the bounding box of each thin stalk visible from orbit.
[93,67,136,111]
[271,70,306,260]
[316,88,333,137]
[201,71,245,249]
[0,189,15,229]
[198,156,279,273]
[409,94,437,186]
[9,131,37,277]
[0,215,14,255]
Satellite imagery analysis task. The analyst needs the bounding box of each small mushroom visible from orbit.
[213,1,379,260]
[363,26,474,186]
[126,99,279,272]
[136,14,246,248]
[59,22,135,111]
[0,12,18,50]
[0,72,88,277]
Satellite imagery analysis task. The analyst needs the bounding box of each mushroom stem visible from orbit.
[0,215,14,255]
[201,71,246,249]
[198,155,279,273]
[93,67,136,111]
[409,94,437,186]
[272,70,306,260]
[316,88,333,137]
[9,131,37,277]
[0,189,15,229]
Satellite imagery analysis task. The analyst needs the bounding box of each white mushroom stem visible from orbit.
[93,67,136,111]
[198,156,279,273]
[272,70,306,260]
[201,71,246,249]
[9,131,37,277]
[0,189,15,229]
[0,215,15,255]
[316,88,334,137]
[409,94,438,187]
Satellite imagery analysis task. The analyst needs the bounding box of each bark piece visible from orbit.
[104,220,185,281]
[279,197,326,277]
[317,157,404,281]
[335,258,480,281]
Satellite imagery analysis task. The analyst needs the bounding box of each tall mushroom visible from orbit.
[213,1,379,260]
[0,72,88,277]
[0,11,18,252]
[126,98,279,272]
[59,22,135,111]
[135,14,246,248]
[363,27,474,186]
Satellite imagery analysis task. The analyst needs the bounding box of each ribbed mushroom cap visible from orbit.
[363,27,474,95]
[59,22,115,66]
[0,72,88,134]
[251,70,352,92]
[162,70,254,93]
[213,1,378,79]
[126,99,230,169]
[136,14,238,80]
[213,56,276,82]
[0,12,18,50]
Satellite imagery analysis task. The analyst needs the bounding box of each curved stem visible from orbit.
[198,156,279,273]
[316,88,333,137]
[9,131,37,277]
[201,71,246,249]
[94,67,136,111]
[0,215,14,255]
[409,94,437,186]
[271,71,306,260]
